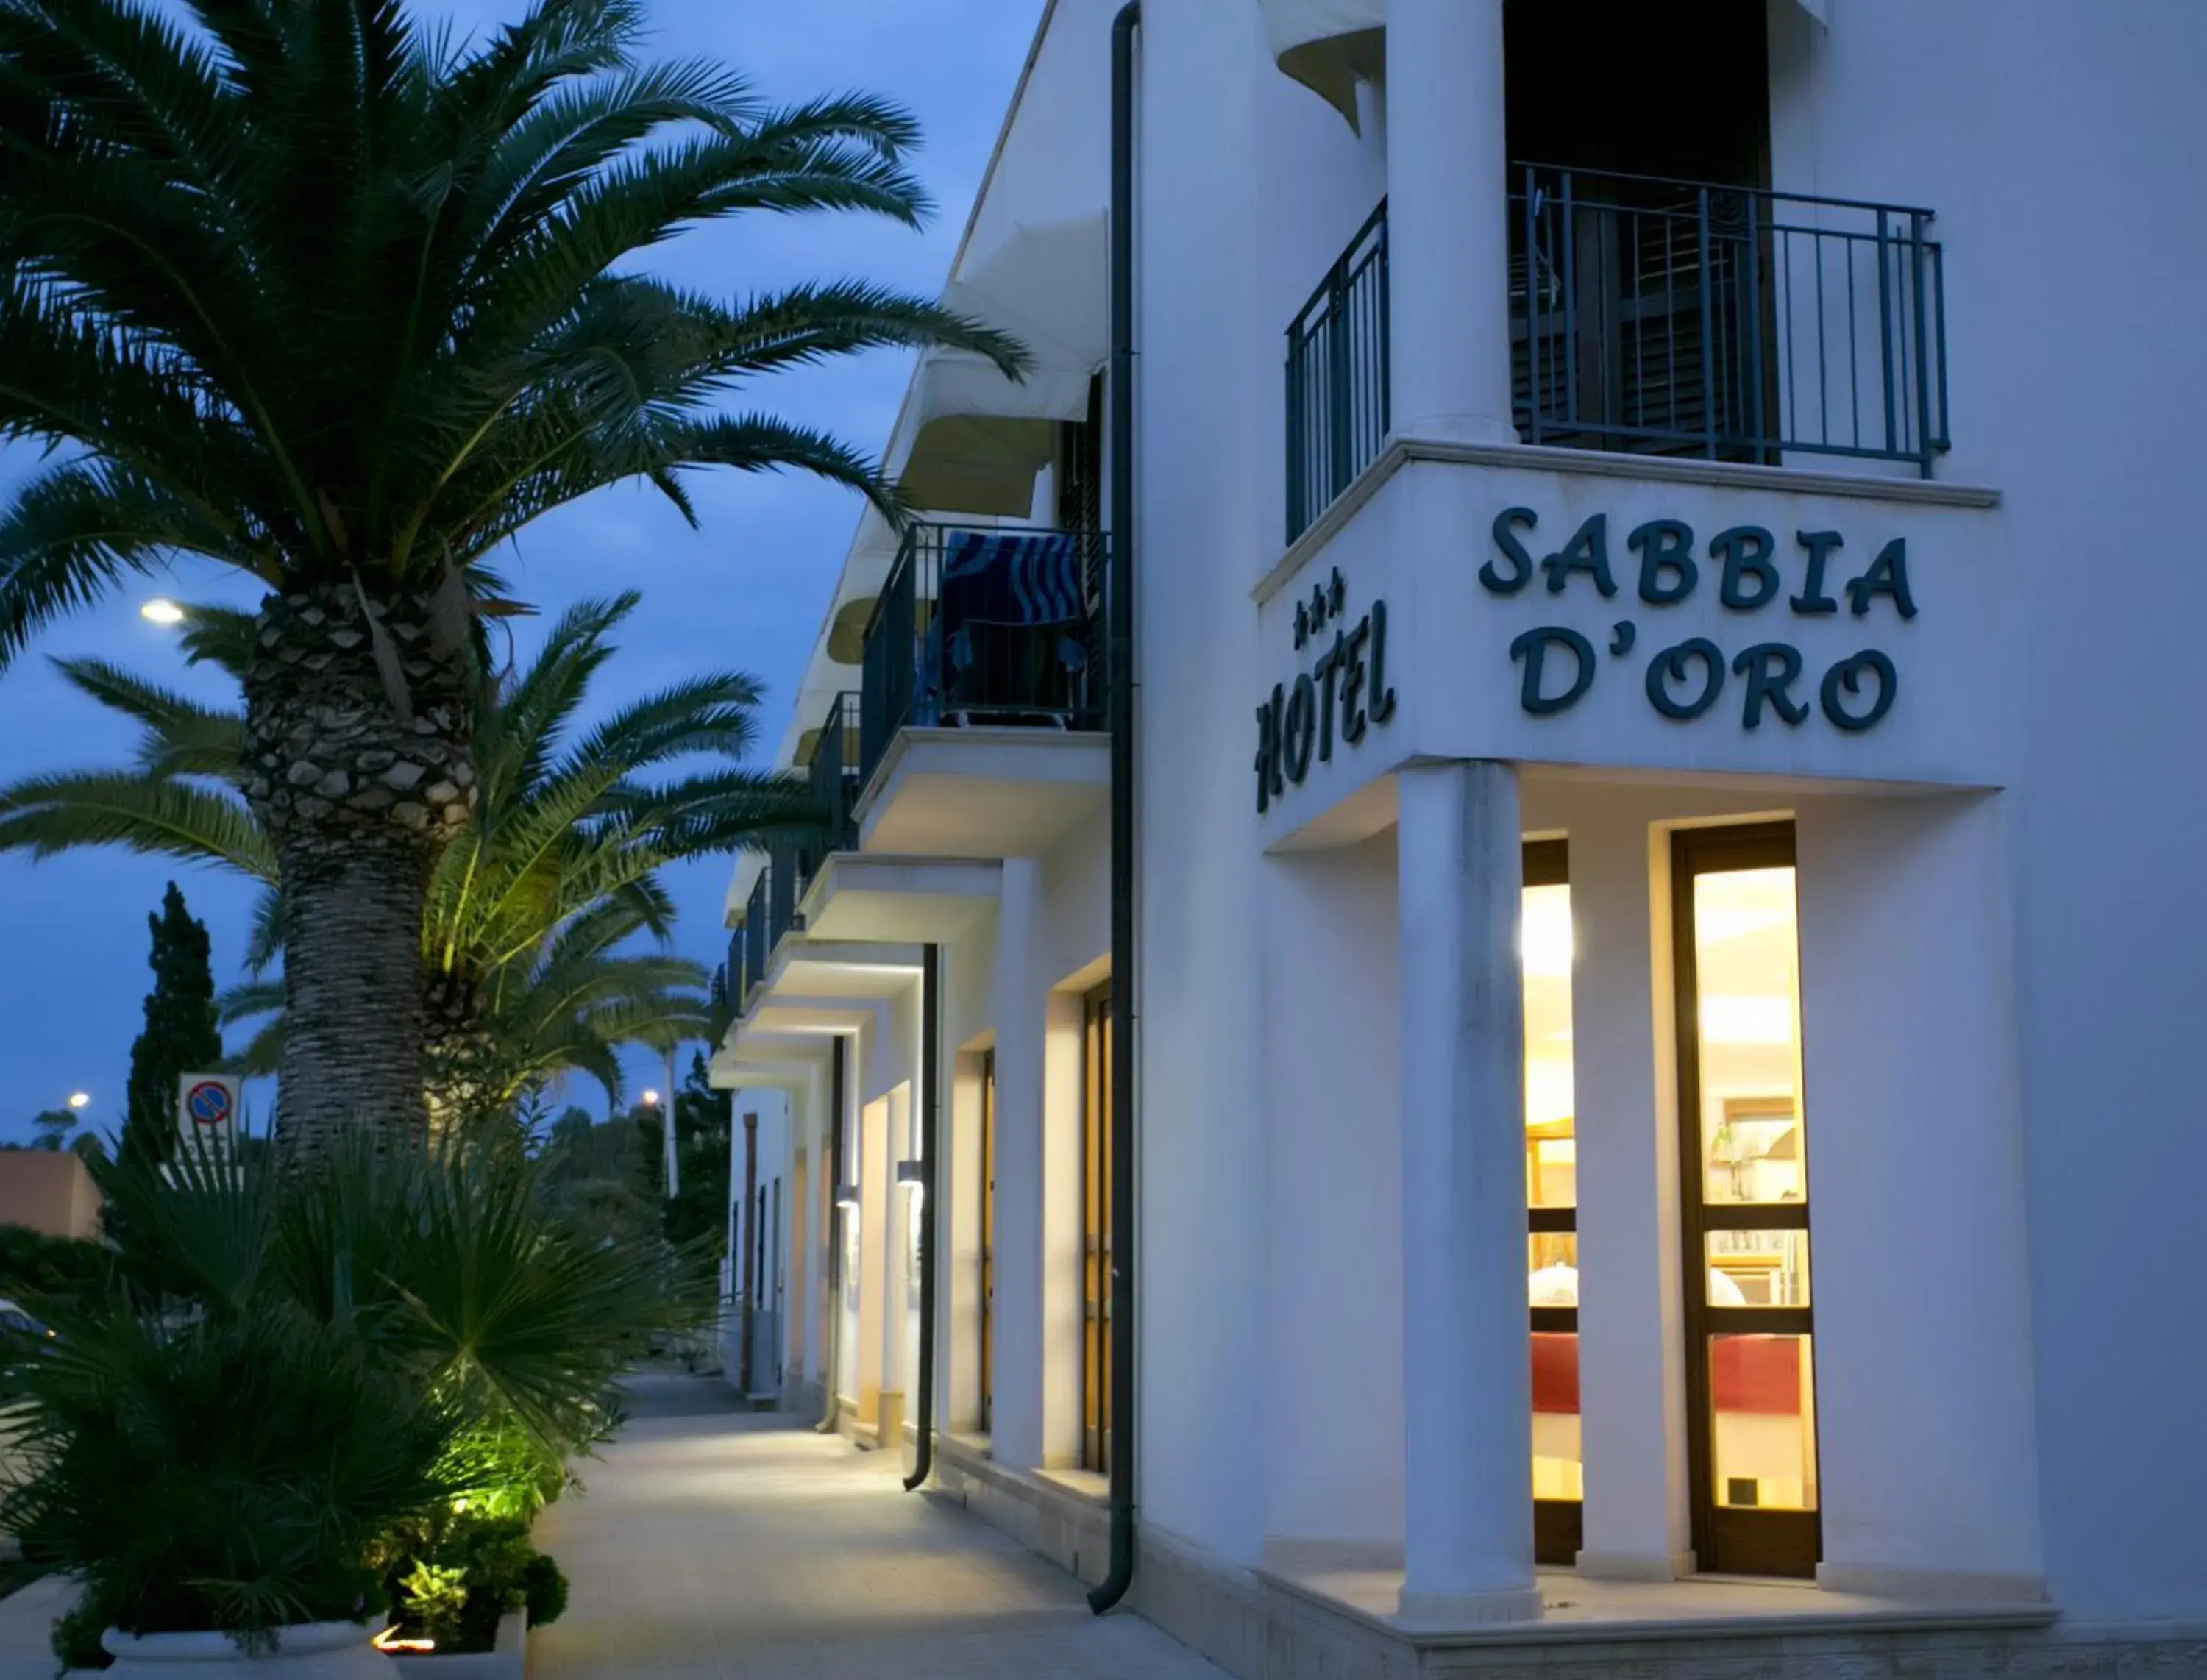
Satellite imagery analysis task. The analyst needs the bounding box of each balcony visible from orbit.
[726,522,1112,1011]
[859,522,1106,781]
[847,522,1110,860]
[1284,168,1950,541]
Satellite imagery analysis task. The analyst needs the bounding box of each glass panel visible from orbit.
[1692,867,1807,1207]
[1531,1332,1583,1501]
[1709,1334,1818,1511]
[1523,881,1577,1209]
[1529,1232,1579,1307]
[1706,1228,1810,1307]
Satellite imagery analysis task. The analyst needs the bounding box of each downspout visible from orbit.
[1090,0,1140,1616]
[903,944,941,1490]
[814,1035,847,1433]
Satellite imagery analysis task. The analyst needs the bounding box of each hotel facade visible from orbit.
[713,2,2207,1672]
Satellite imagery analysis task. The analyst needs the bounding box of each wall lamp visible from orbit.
[895,1161,927,1195]
[834,1183,861,1209]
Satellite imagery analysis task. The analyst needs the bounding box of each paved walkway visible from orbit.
[528,1373,1229,1679]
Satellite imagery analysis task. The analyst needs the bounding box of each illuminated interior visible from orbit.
[1691,864,1817,1514]
[1522,880,1581,1503]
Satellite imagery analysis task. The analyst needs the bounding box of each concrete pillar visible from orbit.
[1385,0,1515,444]
[1396,760,1540,1623]
[1569,813,1694,1579]
[856,1092,886,1421]
[987,860,1049,1470]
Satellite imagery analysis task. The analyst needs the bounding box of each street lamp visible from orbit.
[640,1089,661,1108]
[140,598,186,626]
[65,1092,90,1111]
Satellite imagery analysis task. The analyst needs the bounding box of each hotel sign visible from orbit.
[1485,508,1914,734]
[1253,566,1396,813]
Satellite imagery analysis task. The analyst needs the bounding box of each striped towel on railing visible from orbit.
[940,530,1085,626]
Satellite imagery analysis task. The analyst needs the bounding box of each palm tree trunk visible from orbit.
[241,585,477,1154]
[423,968,512,1139]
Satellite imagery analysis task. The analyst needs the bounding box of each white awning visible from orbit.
[898,213,1107,518]
[1257,0,1826,129]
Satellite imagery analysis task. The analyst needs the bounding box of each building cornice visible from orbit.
[1253,436,2003,607]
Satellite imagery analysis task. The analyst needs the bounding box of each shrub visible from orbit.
[4,1301,465,1659]
[380,1506,568,1651]
[0,1225,114,1306]
[18,1137,712,1658]
[522,1553,569,1627]
[51,1592,114,1672]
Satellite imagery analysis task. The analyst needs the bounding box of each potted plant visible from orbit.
[5,1300,469,1675]
[12,1136,707,1670]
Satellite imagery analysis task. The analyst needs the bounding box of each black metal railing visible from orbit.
[739,870,768,1008]
[1282,171,1951,536]
[806,691,862,859]
[858,523,1106,789]
[1285,200,1390,544]
[725,694,866,1015]
[1513,165,1947,474]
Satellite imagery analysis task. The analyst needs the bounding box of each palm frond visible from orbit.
[0,769,274,877]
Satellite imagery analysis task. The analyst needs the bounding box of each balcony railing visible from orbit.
[858,523,1107,789]
[726,694,865,1015]
[1283,169,1950,538]
[1513,165,1947,474]
[1286,200,1390,544]
[739,869,768,1009]
[806,691,862,860]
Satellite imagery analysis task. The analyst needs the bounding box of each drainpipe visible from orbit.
[903,944,941,1490]
[1090,0,1140,1617]
[814,1036,847,1433]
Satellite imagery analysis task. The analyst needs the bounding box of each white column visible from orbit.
[1385,0,1515,444]
[1570,814,1694,1578]
[987,860,1050,1470]
[1396,761,1540,1623]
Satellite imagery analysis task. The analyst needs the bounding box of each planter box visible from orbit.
[391,1610,527,1680]
[65,1613,525,1679]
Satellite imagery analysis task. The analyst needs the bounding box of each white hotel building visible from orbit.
[712,2,2207,1673]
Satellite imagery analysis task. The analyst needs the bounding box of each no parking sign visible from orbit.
[176,1072,240,1149]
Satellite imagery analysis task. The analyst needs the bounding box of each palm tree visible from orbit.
[0,591,813,1126]
[0,0,1024,1148]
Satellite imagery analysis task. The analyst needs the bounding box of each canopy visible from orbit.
[898,213,1107,518]
[1256,0,1828,129]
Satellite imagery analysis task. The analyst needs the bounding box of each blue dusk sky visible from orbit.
[0,0,1045,1144]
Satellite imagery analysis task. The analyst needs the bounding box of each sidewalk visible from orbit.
[0,1574,71,1679]
[529,1373,1229,1679]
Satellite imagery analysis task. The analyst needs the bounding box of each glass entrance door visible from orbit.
[1522,840,1582,1565]
[1672,822,1819,1577]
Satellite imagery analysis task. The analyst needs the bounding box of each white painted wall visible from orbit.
[1760,0,2207,1621]
[1795,790,2041,1595]
[1257,830,1403,1565]
[729,0,2207,1631]
[1129,0,1387,1571]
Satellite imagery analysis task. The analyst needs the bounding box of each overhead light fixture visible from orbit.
[140,598,185,625]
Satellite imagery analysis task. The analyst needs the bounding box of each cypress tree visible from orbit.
[120,883,223,1167]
